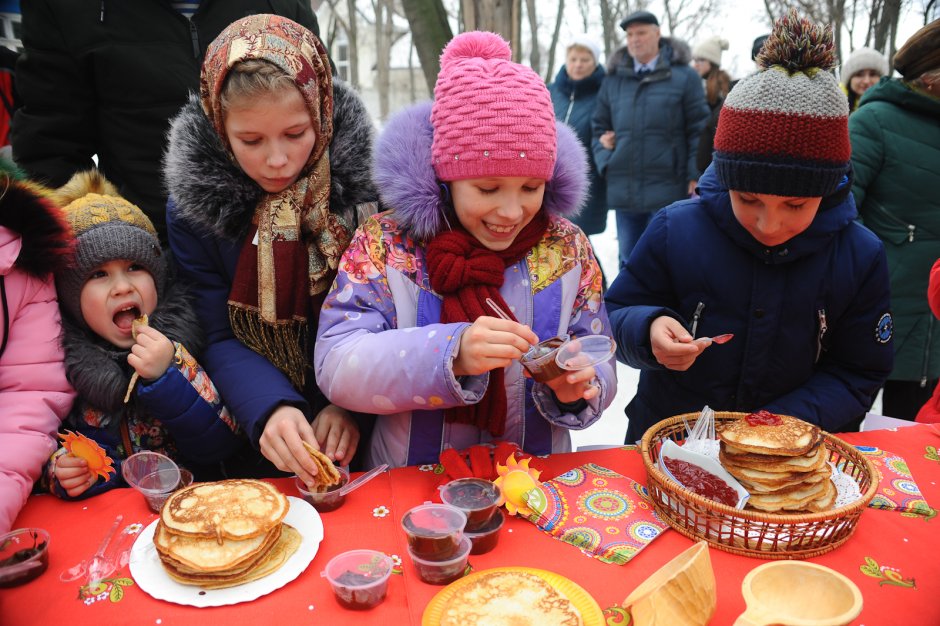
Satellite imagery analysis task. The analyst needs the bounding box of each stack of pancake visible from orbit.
[718,413,836,513]
[153,479,300,589]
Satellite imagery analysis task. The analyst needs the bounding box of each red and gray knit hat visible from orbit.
[713,10,850,198]
[430,31,557,182]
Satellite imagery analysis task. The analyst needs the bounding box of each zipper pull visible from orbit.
[816,309,828,363]
[189,21,200,59]
[690,302,705,338]
[908,225,915,243]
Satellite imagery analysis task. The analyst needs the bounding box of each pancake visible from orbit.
[718,412,820,457]
[154,520,280,573]
[746,480,832,512]
[804,480,837,513]
[719,443,827,473]
[440,570,583,626]
[301,441,342,492]
[736,468,829,494]
[163,524,301,589]
[160,479,288,542]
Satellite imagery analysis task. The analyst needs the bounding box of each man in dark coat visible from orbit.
[11,0,320,243]
[592,10,709,272]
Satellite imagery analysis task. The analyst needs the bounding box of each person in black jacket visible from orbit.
[11,0,320,243]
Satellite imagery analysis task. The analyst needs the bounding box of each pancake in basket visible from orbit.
[718,411,820,456]
[440,570,582,626]
[720,442,827,473]
[161,479,288,542]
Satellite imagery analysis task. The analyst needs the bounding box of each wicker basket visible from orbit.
[640,412,877,559]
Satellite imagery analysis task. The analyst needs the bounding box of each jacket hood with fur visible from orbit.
[164,79,377,241]
[373,101,589,242]
[0,171,72,277]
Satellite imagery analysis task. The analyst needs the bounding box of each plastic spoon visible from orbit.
[485,298,513,322]
[703,333,734,345]
[338,464,389,496]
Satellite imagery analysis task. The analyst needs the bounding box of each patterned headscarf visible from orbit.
[200,14,351,389]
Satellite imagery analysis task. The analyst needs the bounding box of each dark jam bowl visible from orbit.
[439,478,501,532]
[295,466,350,512]
[0,528,50,588]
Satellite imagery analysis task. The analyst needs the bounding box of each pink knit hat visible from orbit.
[431,31,557,182]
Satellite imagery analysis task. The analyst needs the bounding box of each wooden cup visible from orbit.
[622,541,716,626]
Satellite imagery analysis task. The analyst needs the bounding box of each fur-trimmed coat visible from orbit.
[314,102,617,468]
[164,80,378,450]
[592,37,709,213]
[54,276,244,499]
[0,174,74,533]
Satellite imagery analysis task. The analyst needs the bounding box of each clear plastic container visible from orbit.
[465,508,504,555]
[321,549,393,610]
[439,477,501,532]
[407,535,471,585]
[520,335,569,382]
[554,334,616,370]
[295,465,350,512]
[400,502,467,560]
[0,528,50,588]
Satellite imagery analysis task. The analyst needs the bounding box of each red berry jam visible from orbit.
[745,409,782,426]
[663,458,739,507]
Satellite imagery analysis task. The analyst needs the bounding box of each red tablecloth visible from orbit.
[2,425,939,625]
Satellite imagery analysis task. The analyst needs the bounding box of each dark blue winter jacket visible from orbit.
[550,64,607,235]
[606,165,894,442]
[591,39,709,214]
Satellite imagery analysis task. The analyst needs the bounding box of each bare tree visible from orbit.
[662,0,723,41]
[399,0,453,92]
[544,0,566,81]
[460,0,523,61]
[524,0,541,73]
[321,0,359,88]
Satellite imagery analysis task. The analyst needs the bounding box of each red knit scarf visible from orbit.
[426,209,550,436]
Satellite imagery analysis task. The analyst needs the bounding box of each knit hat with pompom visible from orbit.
[713,10,850,198]
[430,31,557,182]
[54,170,165,325]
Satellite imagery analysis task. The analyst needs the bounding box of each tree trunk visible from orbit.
[460,0,523,60]
[400,0,453,93]
[545,0,565,82]
[525,0,541,74]
[345,0,360,88]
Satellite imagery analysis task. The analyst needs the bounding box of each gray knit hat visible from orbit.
[840,47,889,85]
[54,170,166,325]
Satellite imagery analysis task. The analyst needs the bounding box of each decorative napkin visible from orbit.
[855,446,933,516]
[522,463,669,565]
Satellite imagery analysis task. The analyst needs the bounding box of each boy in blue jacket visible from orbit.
[47,171,243,499]
[606,11,894,443]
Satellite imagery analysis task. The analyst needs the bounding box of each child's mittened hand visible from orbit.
[545,365,599,404]
[650,315,710,371]
[453,317,539,376]
[127,325,175,381]
[260,406,322,486]
[54,453,96,498]
[312,404,360,465]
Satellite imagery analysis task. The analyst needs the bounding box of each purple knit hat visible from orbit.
[431,31,557,182]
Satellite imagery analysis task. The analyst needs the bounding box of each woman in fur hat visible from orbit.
[314,32,617,469]
[164,15,378,483]
[0,160,74,532]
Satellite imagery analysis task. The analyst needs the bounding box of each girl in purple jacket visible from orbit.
[315,32,618,468]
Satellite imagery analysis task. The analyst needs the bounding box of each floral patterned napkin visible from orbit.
[855,446,933,515]
[522,463,669,565]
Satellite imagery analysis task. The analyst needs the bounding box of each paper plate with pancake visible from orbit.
[129,493,323,607]
[422,567,604,626]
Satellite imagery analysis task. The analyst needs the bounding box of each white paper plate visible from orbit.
[129,496,323,607]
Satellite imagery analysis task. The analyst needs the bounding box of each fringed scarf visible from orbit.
[200,15,352,389]
[426,209,550,436]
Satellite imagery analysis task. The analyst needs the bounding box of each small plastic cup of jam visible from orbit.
[400,503,467,560]
[407,535,471,585]
[322,549,393,610]
[0,528,50,588]
[465,508,504,555]
[295,466,350,513]
[520,335,569,382]
[439,478,501,532]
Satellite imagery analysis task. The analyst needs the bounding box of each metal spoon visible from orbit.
[338,464,388,496]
